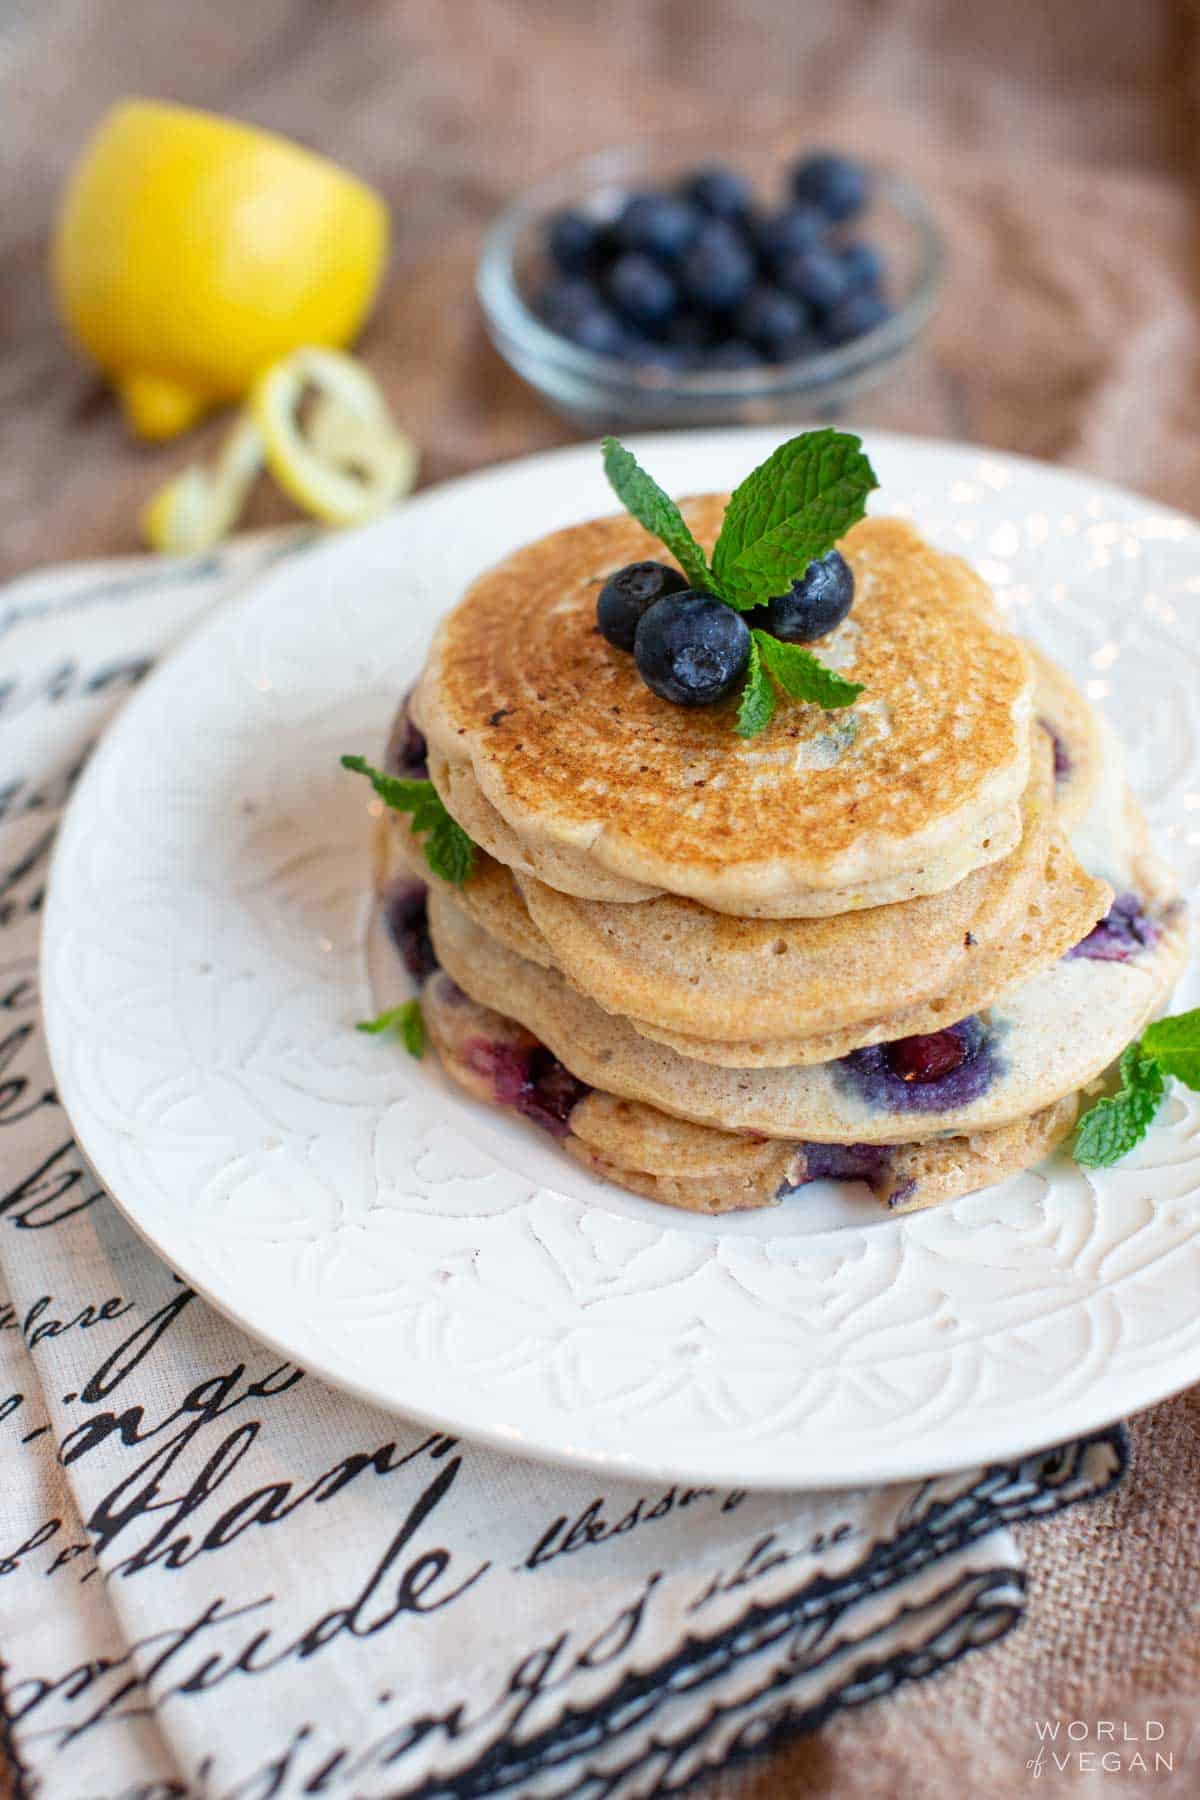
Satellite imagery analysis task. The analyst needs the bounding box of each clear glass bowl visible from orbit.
[477,142,946,432]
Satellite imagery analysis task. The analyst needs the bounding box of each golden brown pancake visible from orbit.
[429,748,661,903]
[412,507,1035,913]
[627,832,1110,1066]
[430,747,1025,917]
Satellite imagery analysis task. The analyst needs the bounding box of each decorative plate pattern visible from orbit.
[42,430,1200,1489]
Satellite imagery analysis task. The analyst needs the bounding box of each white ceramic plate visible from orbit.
[43,430,1200,1490]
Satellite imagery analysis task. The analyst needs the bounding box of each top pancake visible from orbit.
[413,506,1035,914]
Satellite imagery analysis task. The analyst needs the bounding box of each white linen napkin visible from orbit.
[0,542,1123,1799]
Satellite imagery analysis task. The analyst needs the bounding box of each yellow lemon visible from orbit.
[53,99,389,440]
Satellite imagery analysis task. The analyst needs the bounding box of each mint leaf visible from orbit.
[1074,1043,1165,1167]
[357,999,424,1058]
[602,437,713,593]
[755,629,863,711]
[342,755,475,886]
[1141,1008,1200,1090]
[735,635,776,738]
[712,429,878,611]
[341,755,432,815]
[734,630,863,739]
[425,812,475,885]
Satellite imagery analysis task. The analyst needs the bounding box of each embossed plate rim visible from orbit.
[42,429,1200,1489]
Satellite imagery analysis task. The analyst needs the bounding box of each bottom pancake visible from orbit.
[422,970,1079,1216]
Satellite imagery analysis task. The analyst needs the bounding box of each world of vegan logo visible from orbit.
[1026,1718,1172,1778]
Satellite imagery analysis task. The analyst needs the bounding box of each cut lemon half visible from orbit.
[251,347,417,526]
[54,100,389,440]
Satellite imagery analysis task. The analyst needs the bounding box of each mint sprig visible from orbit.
[601,431,876,739]
[735,630,862,740]
[1074,1044,1164,1167]
[358,998,424,1058]
[341,755,476,885]
[1074,1007,1200,1167]
[735,635,776,738]
[754,629,863,710]
[712,429,878,612]
[602,438,713,594]
[1141,1013,1200,1089]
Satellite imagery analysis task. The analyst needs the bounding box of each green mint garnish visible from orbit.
[735,631,861,741]
[753,628,863,710]
[601,437,713,594]
[1074,1007,1200,1167]
[735,634,776,739]
[601,430,876,739]
[1074,1044,1164,1167]
[341,755,476,886]
[1140,1012,1200,1089]
[422,812,476,886]
[357,998,424,1058]
[711,428,878,612]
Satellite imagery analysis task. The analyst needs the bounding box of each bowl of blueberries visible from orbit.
[477,141,944,430]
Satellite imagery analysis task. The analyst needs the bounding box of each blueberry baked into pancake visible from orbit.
[346,431,1194,1216]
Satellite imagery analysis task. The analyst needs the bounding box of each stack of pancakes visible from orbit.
[376,503,1186,1216]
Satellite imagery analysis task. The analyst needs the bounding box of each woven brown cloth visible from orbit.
[2,2,1200,1793]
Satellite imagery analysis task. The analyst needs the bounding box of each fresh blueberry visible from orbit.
[682,164,753,222]
[735,285,811,353]
[384,884,438,981]
[608,253,678,331]
[776,245,852,312]
[754,204,827,271]
[634,592,750,706]
[384,697,428,779]
[539,276,603,334]
[615,191,700,265]
[790,152,869,223]
[571,308,626,355]
[663,309,718,351]
[627,338,694,372]
[746,549,854,642]
[763,331,821,366]
[545,208,603,275]
[597,561,689,652]
[701,340,765,371]
[823,290,893,344]
[538,276,625,353]
[679,220,755,313]
[840,239,885,293]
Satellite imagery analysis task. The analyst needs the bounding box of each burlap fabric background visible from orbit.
[2,2,1199,1792]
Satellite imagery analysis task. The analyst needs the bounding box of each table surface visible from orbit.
[3,2,1200,1794]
